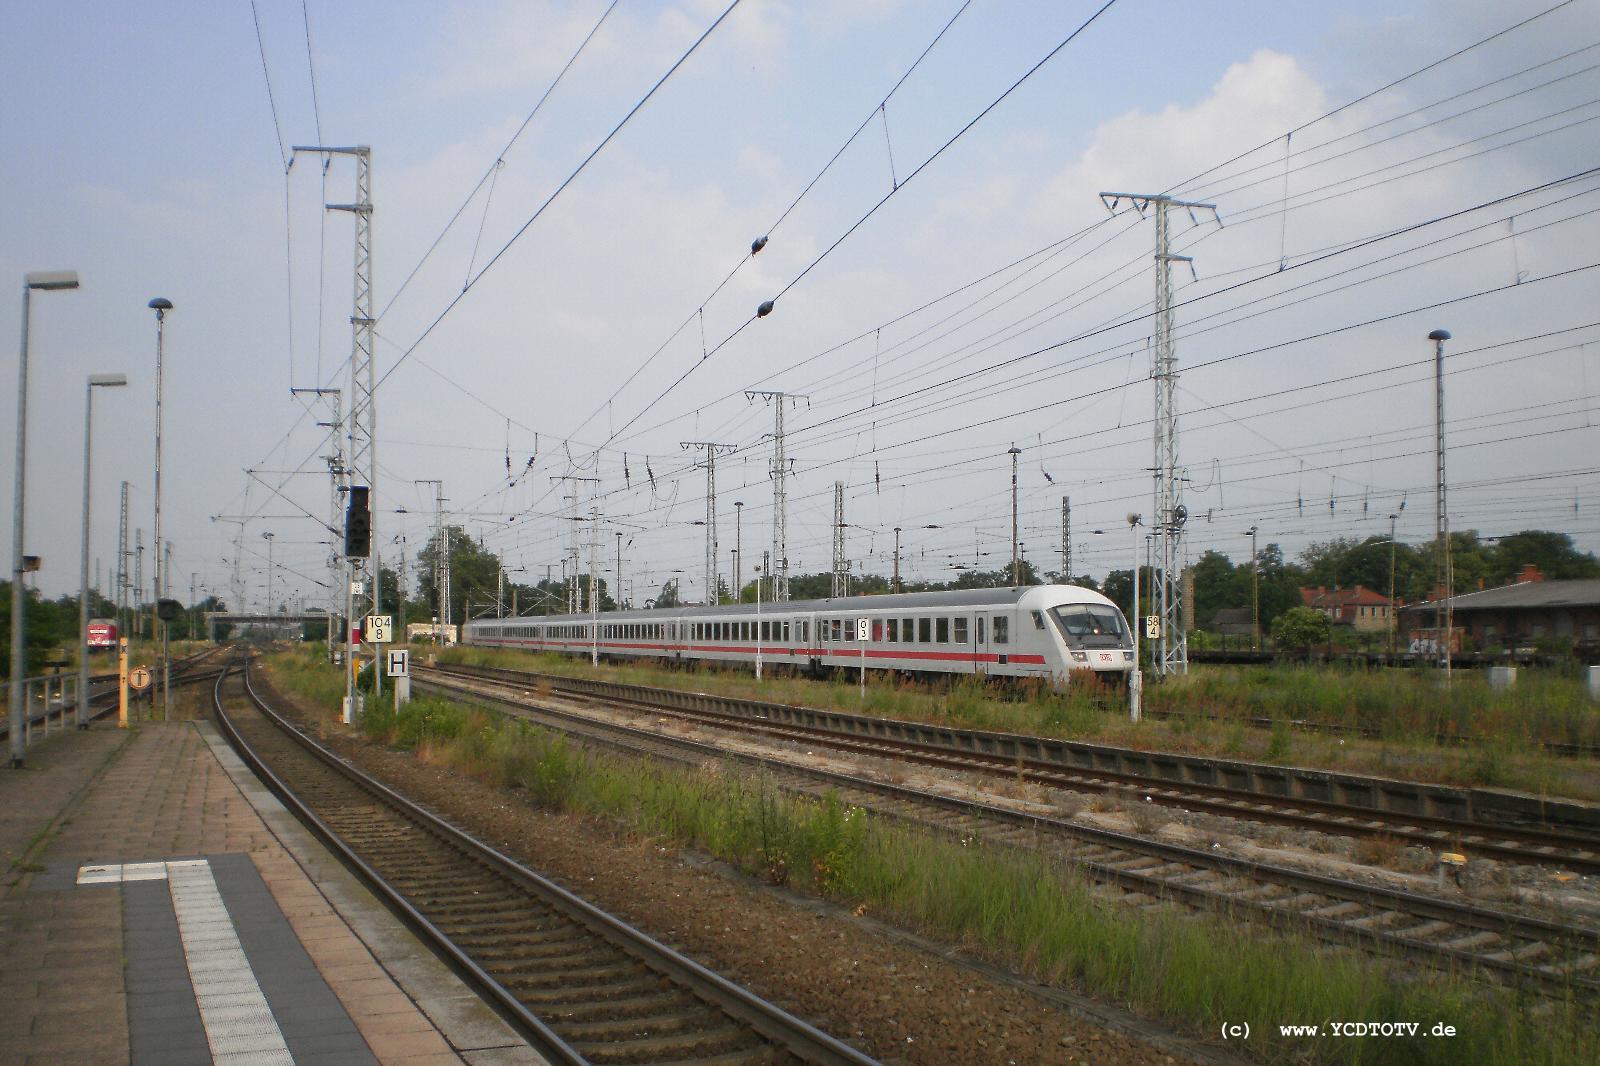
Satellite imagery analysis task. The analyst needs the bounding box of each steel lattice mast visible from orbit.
[295,145,378,688]
[746,390,806,602]
[1099,191,1219,676]
[681,442,734,605]
[832,482,847,597]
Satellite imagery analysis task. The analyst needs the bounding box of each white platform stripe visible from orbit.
[79,860,295,1064]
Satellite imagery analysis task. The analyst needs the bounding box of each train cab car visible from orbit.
[463,584,1134,688]
[86,618,119,650]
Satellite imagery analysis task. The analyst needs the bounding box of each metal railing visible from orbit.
[0,670,83,742]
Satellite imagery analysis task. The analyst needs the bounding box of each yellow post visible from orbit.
[117,638,129,728]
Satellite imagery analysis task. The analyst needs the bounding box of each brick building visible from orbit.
[1299,585,1395,633]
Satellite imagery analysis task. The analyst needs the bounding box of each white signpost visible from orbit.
[1145,616,1161,640]
[365,614,392,644]
[857,616,870,698]
[386,648,411,707]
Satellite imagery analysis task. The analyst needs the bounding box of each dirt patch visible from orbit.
[251,668,1218,1066]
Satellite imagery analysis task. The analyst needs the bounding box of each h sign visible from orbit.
[386,649,410,677]
[856,617,871,642]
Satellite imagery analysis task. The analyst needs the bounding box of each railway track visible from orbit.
[415,665,1600,997]
[428,661,1600,874]
[1144,705,1600,760]
[210,656,876,1066]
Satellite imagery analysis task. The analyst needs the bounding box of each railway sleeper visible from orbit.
[1484,941,1553,963]
[497,958,654,989]
[544,988,703,1025]
[503,973,672,1003]
[559,1007,751,1044]
[479,945,622,970]
[572,1023,769,1066]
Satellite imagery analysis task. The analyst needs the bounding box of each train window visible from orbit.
[1032,610,1046,630]
[832,619,843,641]
[886,619,898,642]
[993,616,1010,643]
[935,618,948,643]
[783,620,791,642]
[903,618,914,642]
[918,617,931,643]
[871,621,882,641]
[954,617,968,644]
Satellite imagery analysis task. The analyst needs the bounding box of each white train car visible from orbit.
[463,585,1133,685]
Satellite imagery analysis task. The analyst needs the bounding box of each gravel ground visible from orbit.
[251,669,1227,1066]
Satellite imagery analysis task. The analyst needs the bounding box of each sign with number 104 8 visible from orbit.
[365,615,393,643]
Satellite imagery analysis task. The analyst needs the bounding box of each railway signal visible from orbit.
[344,486,371,558]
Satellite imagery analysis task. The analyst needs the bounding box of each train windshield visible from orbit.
[1052,604,1128,646]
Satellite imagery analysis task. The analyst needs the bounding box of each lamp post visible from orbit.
[1429,327,1453,681]
[11,270,79,767]
[1244,525,1259,651]
[1128,513,1143,722]
[733,501,742,602]
[262,533,275,619]
[148,297,173,715]
[78,373,129,727]
[1387,513,1399,658]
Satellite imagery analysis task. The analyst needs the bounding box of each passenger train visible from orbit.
[462,584,1134,685]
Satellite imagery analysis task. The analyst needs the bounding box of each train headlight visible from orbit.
[1123,651,1134,661]
[1070,651,1088,662]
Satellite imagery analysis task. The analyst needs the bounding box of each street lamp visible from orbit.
[77,373,128,728]
[11,269,79,767]
[1428,327,1452,681]
[733,501,743,601]
[1387,513,1399,658]
[262,533,275,618]
[1244,525,1259,651]
[148,297,173,715]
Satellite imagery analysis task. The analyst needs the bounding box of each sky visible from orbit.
[4,0,1600,615]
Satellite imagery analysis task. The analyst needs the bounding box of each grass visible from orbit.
[266,646,1600,1066]
[433,643,1600,802]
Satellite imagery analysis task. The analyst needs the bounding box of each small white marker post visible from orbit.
[386,648,410,710]
[857,616,870,699]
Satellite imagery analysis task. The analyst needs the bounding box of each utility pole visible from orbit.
[680,442,734,605]
[551,475,599,613]
[1061,497,1071,582]
[1099,190,1220,677]
[295,386,344,637]
[588,506,600,665]
[615,532,624,610]
[116,481,130,640]
[1387,513,1399,659]
[134,529,144,633]
[893,527,902,593]
[832,482,847,598]
[747,390,807,602]
[1429,328,1453,681]
[296,145,380,688]
[415,480,446,637]
[1008,444,1022,585]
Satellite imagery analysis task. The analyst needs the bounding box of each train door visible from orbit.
[975,614,989,673]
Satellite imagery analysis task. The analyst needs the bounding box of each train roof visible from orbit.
[468,584,1114,627]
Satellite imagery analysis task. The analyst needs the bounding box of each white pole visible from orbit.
[1129,514,1143,722]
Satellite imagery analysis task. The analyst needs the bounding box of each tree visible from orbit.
[1486,530,1600,584]
[1272,605,1332,652]
[415,526,501,626]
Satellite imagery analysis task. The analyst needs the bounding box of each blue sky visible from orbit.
[5,0,1599,609]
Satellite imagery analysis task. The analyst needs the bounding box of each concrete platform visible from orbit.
[0,720,547,1065]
